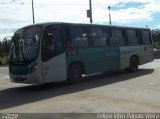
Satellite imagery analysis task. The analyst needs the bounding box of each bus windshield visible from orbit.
[9,26,42,65]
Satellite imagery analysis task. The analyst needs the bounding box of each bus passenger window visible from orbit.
[127,29,139,45]
[67,40,74,48]
[69,27,89,48]
[42,26,63,61]
[110,29,125,46]
[43,31,62,51]
[91,28,108,47]
[44,33,55,50]
[142,30,151,45]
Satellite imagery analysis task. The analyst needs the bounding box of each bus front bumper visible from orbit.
[9,71,44,84]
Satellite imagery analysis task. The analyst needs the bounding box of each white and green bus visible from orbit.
[9,22,153,84]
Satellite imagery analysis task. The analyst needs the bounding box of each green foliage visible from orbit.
[152,29,160,50]
[0,37,11,65]
[0,53,8,65]
[153,43,160,50]
[152,29,160,43]
[0,37,11,54]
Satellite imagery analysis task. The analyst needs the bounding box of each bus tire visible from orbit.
[68,64,82,84]
[129,56,139,72]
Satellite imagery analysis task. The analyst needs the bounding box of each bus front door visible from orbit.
[41,26,67,83]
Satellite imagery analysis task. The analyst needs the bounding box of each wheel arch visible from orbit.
[68,61,86,74]
[130,55,139,65]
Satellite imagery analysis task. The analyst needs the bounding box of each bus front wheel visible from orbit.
[68,64,82,84]
[129,56,139,72]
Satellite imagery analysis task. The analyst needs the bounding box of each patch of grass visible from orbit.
[154,43,160,50]
[0,54,8,65]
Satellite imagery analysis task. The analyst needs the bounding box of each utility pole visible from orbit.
[32,0,35,24]
[89,0,93,23]
[108,6,111,26]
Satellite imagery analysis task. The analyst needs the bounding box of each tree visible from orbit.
[152,29,160,43]
[152,29,160,50]
[0,37,11,53]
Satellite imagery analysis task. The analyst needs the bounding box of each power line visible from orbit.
[0,2,109,6]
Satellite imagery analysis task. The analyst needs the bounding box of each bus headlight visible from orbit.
[32,63,38,70]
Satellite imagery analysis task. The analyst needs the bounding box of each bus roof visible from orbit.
[18,22,150,31]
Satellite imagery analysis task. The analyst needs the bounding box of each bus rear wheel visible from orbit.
[129,56,139,72]
[68,64,82,84]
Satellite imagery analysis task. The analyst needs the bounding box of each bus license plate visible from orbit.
[15,76,22,80]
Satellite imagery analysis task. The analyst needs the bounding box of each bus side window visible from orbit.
[122,29,128,45]
[91,27,108,47]
[65,27,74,48]
[141,30,151,45]
[127,29,139,45]
[42,26,63,61]
[136,30,143,44]
[110,28,125,46]
[67,40,74,48]
[69,26,89,48]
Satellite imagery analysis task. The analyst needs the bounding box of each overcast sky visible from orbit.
[0,0,160,40]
